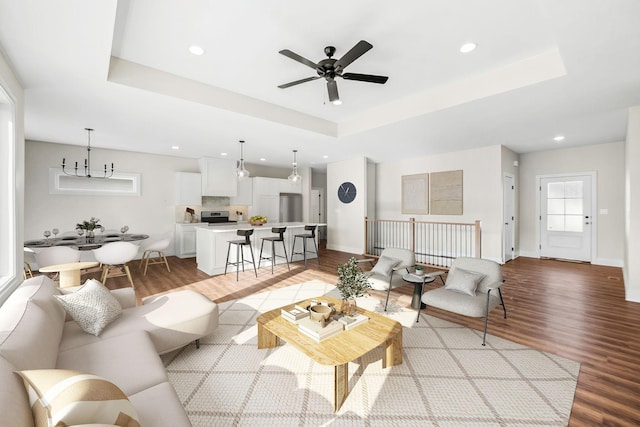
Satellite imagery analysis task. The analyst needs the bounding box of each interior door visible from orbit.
[310,189,326,240]
[503,174,515,262]
[540,175,592,262]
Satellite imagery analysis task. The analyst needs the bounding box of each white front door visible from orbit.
[540,175,593,262]
[503,174,515,262]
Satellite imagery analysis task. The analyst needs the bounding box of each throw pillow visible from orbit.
[444,267,485,296]
[53,279,122,336]
[16,369,140,427]
[370,256,401,277]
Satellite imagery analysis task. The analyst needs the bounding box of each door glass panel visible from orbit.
[547,215,564,231]
[547,199,564,215]
[565,199,583,215]
[548,182,565,198]
[546,181,584,233]
[565,215,583,232]
[565,181,583,198]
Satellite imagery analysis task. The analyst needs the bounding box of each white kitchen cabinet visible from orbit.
[230,177,253,205]
[175,172,202,206]
[175,223,204,258]
[250,195,279,222]
[279,178,302,194]
[252,177,280,196]
[198,157,237,197]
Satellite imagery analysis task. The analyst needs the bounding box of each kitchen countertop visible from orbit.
[196,222,325,233]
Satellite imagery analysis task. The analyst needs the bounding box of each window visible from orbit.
[0,83,16,301]
[546,180,584,232]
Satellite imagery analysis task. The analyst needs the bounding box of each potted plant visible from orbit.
[76,217,101,238]
[336,257,371,316]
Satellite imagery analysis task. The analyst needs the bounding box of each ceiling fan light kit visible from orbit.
[61,128,114,179]
[278,40,388,104]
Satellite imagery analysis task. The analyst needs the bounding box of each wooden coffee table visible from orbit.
[256,295,403,411]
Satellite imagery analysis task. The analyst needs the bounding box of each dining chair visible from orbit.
[138,233,173,275]
[34,246,81,270]
[92,241,139,288]
[23,248,36,279]
[34,246,81,281]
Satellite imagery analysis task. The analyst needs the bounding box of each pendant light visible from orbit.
[236,140,250,179]
[61,128,114,178]
[288,149,301,183]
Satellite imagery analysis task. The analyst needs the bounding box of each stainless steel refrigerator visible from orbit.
[279,193,303,223]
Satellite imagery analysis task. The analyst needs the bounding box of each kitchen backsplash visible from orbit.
[175,196,248,223]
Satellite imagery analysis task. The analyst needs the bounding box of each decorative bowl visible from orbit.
[250,221,266,226]
[309,305,334,327]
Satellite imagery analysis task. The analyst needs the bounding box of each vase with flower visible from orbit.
[336,257,371,317]
[76,217,101,241]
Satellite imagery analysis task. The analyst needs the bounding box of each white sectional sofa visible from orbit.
[0,275,219,426]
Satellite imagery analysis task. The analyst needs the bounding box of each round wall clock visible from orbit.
[338,182,357,204]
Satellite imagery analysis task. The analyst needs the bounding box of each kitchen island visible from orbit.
[196,222,326,276]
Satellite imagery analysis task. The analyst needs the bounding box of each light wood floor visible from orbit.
[85,243,640,426]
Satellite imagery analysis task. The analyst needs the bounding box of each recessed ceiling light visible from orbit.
[189,45,205,56]
[171,145,180,150]
[553,135,565,142]
[322,155,329,159]
[459,42,477,53]
[332,99,342,106]
[259,158,266,162]
[220,152,228,156]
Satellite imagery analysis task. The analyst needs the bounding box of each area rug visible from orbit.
[162,280,579,426]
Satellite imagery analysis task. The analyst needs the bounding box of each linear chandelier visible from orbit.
[61,128,114,178]
[288,149,301,182]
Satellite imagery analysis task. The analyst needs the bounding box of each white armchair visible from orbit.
[419,257,507,345]
[364,248,415,311]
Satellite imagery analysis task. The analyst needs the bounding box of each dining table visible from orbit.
[24,233,149,251]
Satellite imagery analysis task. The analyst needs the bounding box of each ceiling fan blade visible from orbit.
[279,49,318,70]
[278,76,321,89]
[341,73,389,84]
[327,80,339,103]
[334,40,373,71]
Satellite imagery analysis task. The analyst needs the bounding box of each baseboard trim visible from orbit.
[592,257,623,267]
[512,252,623,268]
[625,288,640,303]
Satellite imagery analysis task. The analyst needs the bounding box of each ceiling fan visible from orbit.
[278,40,388,105]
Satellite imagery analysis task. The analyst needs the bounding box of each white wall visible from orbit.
[625,107,640,301]
[375,145,504,262]
[519,141,625,266]
[25,140,199,255]
[327,157,369,255]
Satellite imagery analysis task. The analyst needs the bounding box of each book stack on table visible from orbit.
[298,317,344,342]
[280,305,309,324]
[336,313,369,330]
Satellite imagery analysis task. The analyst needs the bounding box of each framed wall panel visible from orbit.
[401,173,429,214]
[430,170,463,215]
